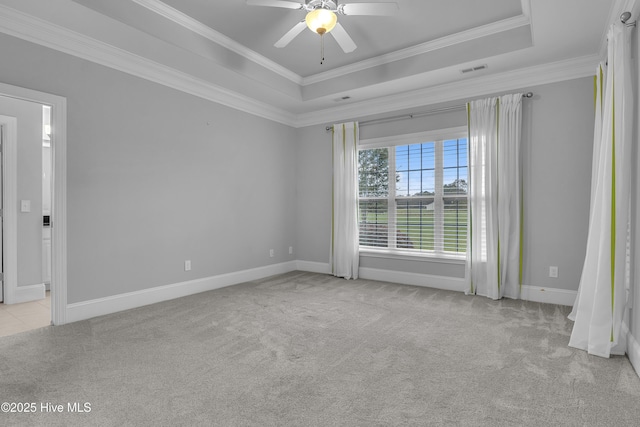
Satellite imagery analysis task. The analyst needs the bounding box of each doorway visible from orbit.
[0,104,50,336]
[0,82,67,327]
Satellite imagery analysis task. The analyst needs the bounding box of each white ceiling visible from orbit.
[0,0,624,126]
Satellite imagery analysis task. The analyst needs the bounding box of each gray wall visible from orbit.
[294,124,332,265]
[522,78,593,291]
[0,96,43,287]
[295,77,594,292]
[0,29,598,305]
[0,33,297,304]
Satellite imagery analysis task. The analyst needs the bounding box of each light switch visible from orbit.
[21,200,31,212]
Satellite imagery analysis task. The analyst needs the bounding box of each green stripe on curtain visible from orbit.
[600,66,604,113]
[594,74,597,109]
[342,123,346,152]
[610,78,616,342]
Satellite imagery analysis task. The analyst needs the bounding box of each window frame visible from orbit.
[358,126,468,261]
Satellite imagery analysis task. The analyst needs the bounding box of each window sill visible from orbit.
[359,248,466,265]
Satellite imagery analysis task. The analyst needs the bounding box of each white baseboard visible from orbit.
[296,260,332,274]
[518,285,577,306]
[295,263,466,294]
[10,283,46,304]
[295,262,576,306]
[358,267,467,293]
[64,260,578,324]
[66,261,297,323]
[627,325,640,379]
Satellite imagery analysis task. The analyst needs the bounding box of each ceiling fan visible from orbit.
[246,0,399,54]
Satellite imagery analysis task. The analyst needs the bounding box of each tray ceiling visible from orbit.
[0,0,621,125]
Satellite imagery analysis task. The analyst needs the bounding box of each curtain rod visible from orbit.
[325,92,534,131]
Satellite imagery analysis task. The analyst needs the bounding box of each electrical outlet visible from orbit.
[289,246,293,255]
[549,266,558,278]
[269,249,274,258]
[184,260,191,271]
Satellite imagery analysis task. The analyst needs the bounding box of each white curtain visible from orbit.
[332,122,360,279]
[568,22,633,358]
[466,94,523,300]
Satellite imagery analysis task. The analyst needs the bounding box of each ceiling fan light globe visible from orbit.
[305,8,337,34]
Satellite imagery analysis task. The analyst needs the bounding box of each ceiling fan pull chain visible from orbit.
[320,34,325,64]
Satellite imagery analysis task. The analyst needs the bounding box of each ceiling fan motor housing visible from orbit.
[305,0,339,12]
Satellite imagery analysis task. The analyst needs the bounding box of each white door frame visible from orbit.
[0,82,67,325]
[0,116,17,305]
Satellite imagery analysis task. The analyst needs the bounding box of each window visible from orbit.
[358,128,468,257]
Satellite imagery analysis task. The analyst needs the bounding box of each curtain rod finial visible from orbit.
[621,11,632,23]
[621,12,636,26]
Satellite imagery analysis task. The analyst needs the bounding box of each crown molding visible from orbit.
[132,0,533,89]
[0,3,297,126]
[302,14,531,86]
[130,0,303,85]
[294,54,600,127]
[0,2,601,129]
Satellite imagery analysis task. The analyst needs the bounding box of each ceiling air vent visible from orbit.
[460,64,488,74]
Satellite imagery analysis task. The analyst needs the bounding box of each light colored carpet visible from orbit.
[1,271,639,426]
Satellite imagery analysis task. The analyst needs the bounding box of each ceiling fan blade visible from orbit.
[275,20,307,48]
[340,2,399,16]
[246,0,304,10]
[330,22,357,53]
